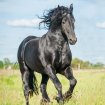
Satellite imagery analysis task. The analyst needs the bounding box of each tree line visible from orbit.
[0,58,19,70]
[71,58,105,69]
[0,58,105,70]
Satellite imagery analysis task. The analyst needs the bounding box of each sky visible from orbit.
[0,0,105,64]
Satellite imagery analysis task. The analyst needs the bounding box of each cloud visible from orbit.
[96,22,105,29]
[7,19,41,28]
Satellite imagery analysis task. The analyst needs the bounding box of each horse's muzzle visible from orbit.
[69,37,77,45]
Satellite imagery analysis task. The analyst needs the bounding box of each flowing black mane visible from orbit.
[39,5,71,29]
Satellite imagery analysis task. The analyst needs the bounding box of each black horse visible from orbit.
[17,4,77,105]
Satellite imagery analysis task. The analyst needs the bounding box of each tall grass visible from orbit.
[0,70,105,105]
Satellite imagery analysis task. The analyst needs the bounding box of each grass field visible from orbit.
[0,69,105,105]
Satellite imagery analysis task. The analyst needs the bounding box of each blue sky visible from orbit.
[0,0,105,63]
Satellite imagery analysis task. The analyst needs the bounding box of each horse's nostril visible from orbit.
[69,38,77,45]
[70,39,72,42]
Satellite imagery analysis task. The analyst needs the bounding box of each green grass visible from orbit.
[0,70,105,105]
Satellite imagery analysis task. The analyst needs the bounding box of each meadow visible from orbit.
[0,69,105,105]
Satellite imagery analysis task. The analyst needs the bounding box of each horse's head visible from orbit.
[39,4,77,45]
[61,4,77,45]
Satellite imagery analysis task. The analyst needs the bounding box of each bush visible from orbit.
[12,62,19,70]
[0,61,4,69]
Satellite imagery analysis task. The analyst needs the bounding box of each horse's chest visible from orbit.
[54,48,71,70]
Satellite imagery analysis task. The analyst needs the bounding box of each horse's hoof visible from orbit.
[34,89,39,95]
[55,97,64,105]
[40,98,50,105]
[59,100,64,105]
[63,91,72,102]
[28,89,33,98]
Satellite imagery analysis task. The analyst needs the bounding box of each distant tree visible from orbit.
[4,58,10,64]
[0,60,4,69]
[72,58,83,69]
[93,62,105,69]
[71,58,105,69]
[3,58,11,69]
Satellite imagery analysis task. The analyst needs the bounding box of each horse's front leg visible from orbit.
[40,74,50,105]
[61,66,77,102]
[46,65,64,104]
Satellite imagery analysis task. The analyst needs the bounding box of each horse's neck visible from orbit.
[46,29,70,54]
[47,29,67,46]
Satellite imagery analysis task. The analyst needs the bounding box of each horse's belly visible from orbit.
[25,55,44,73]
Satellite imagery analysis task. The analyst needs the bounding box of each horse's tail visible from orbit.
[29,70,39,96]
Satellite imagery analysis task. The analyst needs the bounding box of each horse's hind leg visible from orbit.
[23,69,30,105]
[60,66,77,102]
[19,63,30,105]
[40,74,50,104]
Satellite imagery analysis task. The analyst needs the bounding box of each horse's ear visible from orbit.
[70,4,73,14]
[57,5,60,10]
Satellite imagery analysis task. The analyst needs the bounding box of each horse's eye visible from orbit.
[62,18,66,24]
[62,21,65,24]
